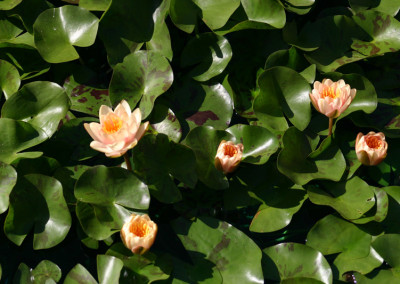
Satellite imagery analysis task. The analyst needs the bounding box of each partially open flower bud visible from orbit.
[121,213,157,255]
[310,79,356,118]
[355,132,388,166]
[214,140,244,174]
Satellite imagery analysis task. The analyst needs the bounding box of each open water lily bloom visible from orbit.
[84,100,149,158]
[215,140,244,174]
[310,79,356,118]
[355,132,388,166]
[121,213,158,255]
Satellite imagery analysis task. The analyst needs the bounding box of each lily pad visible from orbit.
[192,0,240,30]
[33,6,99,63]
[4,174,71,249]
[97,255,123,284]
[64,264,97,284]
[0,161,17,214]
[241,0,286,28]
[0,59,20,99]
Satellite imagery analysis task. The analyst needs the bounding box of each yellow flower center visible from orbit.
[129,220,150,237]
[321,86,341,99]
[102,113,123,134]
[365,136,383,149]
[224,144,238,157]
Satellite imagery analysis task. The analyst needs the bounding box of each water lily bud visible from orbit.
[84,100,149,158]
[214,140,244,174]
[120,213,158,255]
[310,79,356,118]
[355,132,388,166]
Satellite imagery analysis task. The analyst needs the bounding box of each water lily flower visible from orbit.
[355,132,388,166]
[310,79,356,119]
[121,213,158,255]
[84,100,149,158]
[215,140,244,174]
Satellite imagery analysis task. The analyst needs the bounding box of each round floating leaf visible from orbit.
[33,6,99,63]
[13,263,31,284]
[354,269,400,283]
[352,11,400,57]
[75,166,150,239]
[109,50,173,118]
[132,134,197,203]
[307,177,375,220]
[32,260,62,283]
[172,217,264,284]
[181,33,232,82]
[0,162,17,214]
[4,174,71,249]
[277,129,346,185]
[307,214,371,258]
[254,67,311,132]
[97,255,123,284]
[250,187,307,233]
[64,76,111,116]
[149,104,182,142]
[106,243,172,283]
[64,264,97,284]
[241,0,286,28]
[0,59,20,100]
[0,118,44,164]
[183,126,234,189]
[192,0,240,30]
[2,81,70,139]
[227,124,279,164]
[333,247,383,277]
[350,0,400,16]
[263,243,332,284]
[170,79,233,131]
[169,0,199,33]
[372,234,400,268]
[352,187,389,224]
[0,0,22,10]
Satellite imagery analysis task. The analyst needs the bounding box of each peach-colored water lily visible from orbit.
[121,213,158,255]
[84,100,149,158]
[310,79,356,118]
[355,132,388,166]
[215,140,244,174]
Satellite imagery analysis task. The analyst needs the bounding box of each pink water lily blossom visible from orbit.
[355,131,388,166]
[121,213,158,255]
[310,79,356,118]
[215,140,244,174]
[84,100,149,158]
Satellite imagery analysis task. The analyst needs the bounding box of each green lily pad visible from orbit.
[250,187,307,233]
[172,217,264,284]
[354,269,400,283]
[75,166,150,240]
[263,243,332,284]
[109,50,173,119]
[241,0,286,28]
[0,161,17,214]
[169,79,233,132]
[31,260,62,283]
[132,134,197,203]
[307,177,375,220]
[307,214,371,258]
[0,0,22,10]
[80,0,111,11]
[277,128,346,185]
[254,66,311,132]
[333,247,383,278]
[226,124,279,164]
[192,0,240,30]
[372,234,400,268]
[181,33,232,82]
[33,6,99,63]
[351,187,389,224]
[106,243,172,283]
[349,0,400,16]
[97,255,123,284]
[2,81,70,139]
[64,264,97,284]
[169,0,199,33]
[148,104,182,142]
[4,174,71,249]
[183,126,234,189]
[0,59,20,99]
[64,75,111,116]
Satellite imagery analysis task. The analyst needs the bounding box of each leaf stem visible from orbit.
[123,152,132,171]
[328,117,333,136]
